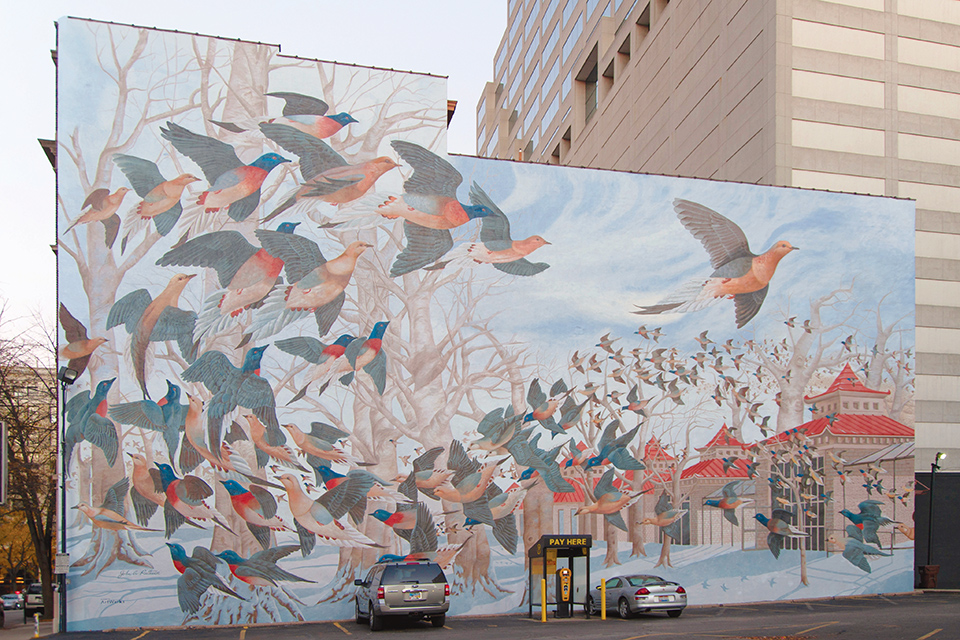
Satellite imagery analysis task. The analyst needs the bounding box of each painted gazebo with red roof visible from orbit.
[804,363,890,420]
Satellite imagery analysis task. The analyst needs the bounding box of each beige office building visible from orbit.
[476,0,960,471]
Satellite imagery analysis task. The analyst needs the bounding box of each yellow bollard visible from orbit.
[601,580,606,621]
[34,612,41,638]
[541,578,547,622]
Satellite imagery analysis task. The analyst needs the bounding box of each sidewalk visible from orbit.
[1,618,54,639]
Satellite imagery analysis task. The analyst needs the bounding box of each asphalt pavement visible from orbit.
[6,592,959,640]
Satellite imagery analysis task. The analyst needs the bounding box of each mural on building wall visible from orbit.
[57,18,916,631]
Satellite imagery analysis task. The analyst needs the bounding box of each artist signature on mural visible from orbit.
[117,569,161,578]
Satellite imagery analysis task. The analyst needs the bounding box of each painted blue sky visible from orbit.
[450,154,915,396]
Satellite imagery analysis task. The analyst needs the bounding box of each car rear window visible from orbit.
[27,585,42,594]
[626,576,665,587]
[381,564,446,584]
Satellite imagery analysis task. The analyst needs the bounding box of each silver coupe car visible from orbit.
[587,574,687,618]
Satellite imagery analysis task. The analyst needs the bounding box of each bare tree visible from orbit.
[0,308,58,615]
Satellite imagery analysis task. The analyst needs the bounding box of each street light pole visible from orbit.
[56,367,77,634]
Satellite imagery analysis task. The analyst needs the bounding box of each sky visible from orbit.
[0,1,506,338]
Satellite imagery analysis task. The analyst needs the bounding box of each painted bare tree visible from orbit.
[317,251,535,599]
[751,287,856,432]
[860,296,914,421]
[57,22,216,573]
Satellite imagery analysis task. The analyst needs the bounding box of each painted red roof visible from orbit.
[763,414,913,444]
[644,436,675,461]
[697,424,745,450]
[804,364,891,401]
[681,458,750,479]
[554,477,586,503]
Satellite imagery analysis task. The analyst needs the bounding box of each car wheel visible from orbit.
[355,598,365,624]
[667,609,683,618]
[369,603,382,631]
[431,614,445,627]
[618,598,632,619]
[586,596,596,615]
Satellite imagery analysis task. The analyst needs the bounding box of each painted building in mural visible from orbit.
[56,17,916,631]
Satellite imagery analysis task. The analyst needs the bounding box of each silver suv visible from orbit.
[23,583,43,620]
[354,561,450,631]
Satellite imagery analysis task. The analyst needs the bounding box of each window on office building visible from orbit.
[509,9,522,43]
[524,64,540,104]
[525,29,540,70]
[545,0,561,24]
[543,21,560,63]
[495,44,508,80]
[509,43,522,76]
[563,0,576,25]
[563,13,583,62]
[543,91,559,126]
[524,1,540,37]
[524,94,540,136]
[580,59,598,123]
[543,57,560,97]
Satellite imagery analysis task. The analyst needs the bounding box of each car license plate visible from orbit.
[405,591,424,601]
[658,596,671,602]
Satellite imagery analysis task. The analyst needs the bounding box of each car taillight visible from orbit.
[676,586,686,594]
[635,588,650,596]
[377,586,385,599]
[444,583,450,596]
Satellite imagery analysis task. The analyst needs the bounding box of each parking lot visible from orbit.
[8,591,956,640]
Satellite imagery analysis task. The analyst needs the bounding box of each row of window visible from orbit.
[481,0,652,158]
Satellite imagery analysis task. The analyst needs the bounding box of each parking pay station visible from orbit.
[527,535,592,619]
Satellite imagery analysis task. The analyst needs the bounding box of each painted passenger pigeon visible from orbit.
[704,480,752,526]
[58,303,107,378]
[155,462,234,537]
[378,140,492,276]
[165,543,246,614]
[217,545,315,588]
[576,468,646,532]
[107,273,197,399]
[64,377,118,471]
[220,479,291,550]
[249,234,372,340]
[634,199,798,327]
[338,321,389,394]
[157,222,300,337]
[259,122,398,222]
[65,187,130,248]
[755,509,807,558]
[160,121,289,221]
[274,334,357,403]
[213,92,357,140]
[640,492,688,542]
[73,477,160,534]
[113,153,199,250]
[110,379,188,467]
[181,345,284,464]
[276,473,379,556]
[438,182,551,276]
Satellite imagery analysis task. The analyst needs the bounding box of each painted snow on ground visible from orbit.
[66,520,914,630]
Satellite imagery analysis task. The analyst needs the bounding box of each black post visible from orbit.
[926,454,941,567]
[59,378,68,634]
[56,367,78,633]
